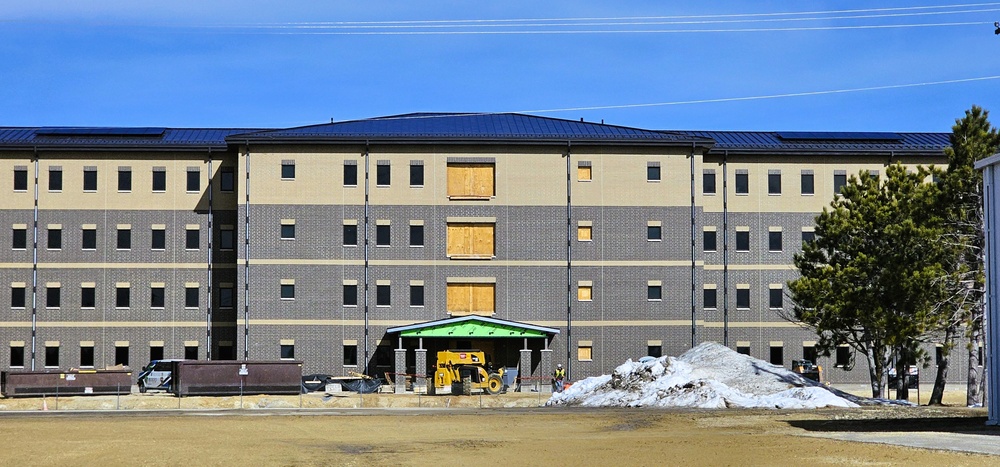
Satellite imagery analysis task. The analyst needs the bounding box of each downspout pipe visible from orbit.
[723,150,729,347]
[30,148,39,370]
[363,142,371,375]
[206,149,213,360]
[243,142,251,360]
[690,144,697,348]
[564,142,572,380]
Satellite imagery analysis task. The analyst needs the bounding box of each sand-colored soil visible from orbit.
[0,395,995,466]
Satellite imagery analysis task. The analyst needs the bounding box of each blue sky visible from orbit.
[2,1,999,132]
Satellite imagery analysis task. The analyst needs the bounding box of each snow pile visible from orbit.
[547,342,874,409]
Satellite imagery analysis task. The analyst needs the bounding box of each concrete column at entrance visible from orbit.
[519,349,533,392]
[415,349,427,394]
[540,348,553,394]
[394,348,407,393]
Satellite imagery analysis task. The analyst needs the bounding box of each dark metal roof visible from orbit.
[233,113,714,146]
[0,127,263,151]
[680,130,950,155]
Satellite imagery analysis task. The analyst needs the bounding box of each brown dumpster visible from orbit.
[1,369,133,397]
[170,360,303,397]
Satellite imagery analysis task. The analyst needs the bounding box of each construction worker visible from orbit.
[552,363,566,393]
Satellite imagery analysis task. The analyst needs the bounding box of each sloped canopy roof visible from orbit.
[233,113,714,147]
[386,315,560,338]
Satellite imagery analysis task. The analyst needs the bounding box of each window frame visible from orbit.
[376,283,391,307]
[118,168,132,192]
[703,230,717,252]
[409,284,424,307]
[185,287,199,309]
[376,163,391,187]
[409,224,424,247]
[343,284,358,307]
[409,163,424,187]
[152,169,167,192]
[83,168,98,192]
[47,227,62,250]
[735,172,749,195]
[117,228,132,250]
[48,167,63,191]
[767,172,781,195]
[735,231,750,252]
[82,228,97,250]
[186,169,200,192]
[343,163,358,186]
[280,161,295,180]
[736,288,750,309]
[185,228,199,250]
[220,166,235,192]
[12,228,27,250]
[13,168,28,191]
[647,284,662,301]
[115,286,130,309]
[800,172,815,195]
[376,224,391,247]
[768,231,783,252]
[46,286,60,309]
[150,286,165,309]
[343,224,358,247]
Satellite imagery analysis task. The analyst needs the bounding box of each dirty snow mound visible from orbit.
[547,342,878,409]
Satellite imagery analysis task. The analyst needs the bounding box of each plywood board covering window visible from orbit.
[447,164,494,199]
[578,285,592,301]
[447,223,495,258]
[446,283,495,316]
[577,165,592,181]
[577,225,592,241]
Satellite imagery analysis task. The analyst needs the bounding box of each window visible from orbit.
[578,224,593,242]
[185,228,199,250]
[376,283,391,306]
[344,344,358,366]
[735,231,750,252]
[645,162,662,182]
[118,168,132,191]
[703,230,717,252]
[13,168,27,191]
[769,287,783,309]
[647,284,662,301]
[409,224,424,247]
[220,227,235,250]
[647,345,662,358]
[801,230,816,245]
[446,282,495,316]
[280,283,295,300]
[115,345,129,366]
[647,224,662,241]
[12,227,26,249]
[703,171,716,194]
[184,345,199,360]
[735,171,748,194]
[150,345,164,362]
[703,287,717,309]
[49,167,63,191]
[376,224,391,247]
[768,172,781,195]
[835,346,851,368]
[81,286,95,308]
[376,162,391,186]
[80,345,95,367]
[736,345,750,356]
[47,227,62,249]
[281,161,295,180]
[46,286,60,308]
[186,169,200,192]
[343,224,358,246]
[736,288,750,309]
[344,162,358,186]
[117,228,131,250]
[578,284,593,301]
[410,284,424,307]
[152,169,166,192]
[151,286,165,308]
[116,286,130,308]
[84,168,97,191]
[801,172,814,195]
[833,172,847,194]
[280,344,295,360]
[10,345,25,367]
[446,223,495,258]
[219,287,234,308]
[768,231,782,252]
[220,167,235,192]
[447,162,496,199]
[410,162,424,186]
[280,223,296,240]
[578,343,593,361]
[11,286,25,308]
[82,228,96,250]
[578,162,592,181]
[151,228,165,250]
[185,287,199,308]
[770,345,784,366]
[45,345,59,367]
[803,344,818,363]
[343,284,358,306]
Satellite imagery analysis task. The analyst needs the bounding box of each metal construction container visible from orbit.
[1,369,133,397]
[170,360,303,397]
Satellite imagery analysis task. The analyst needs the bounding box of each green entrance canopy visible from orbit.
[387,315,559,338]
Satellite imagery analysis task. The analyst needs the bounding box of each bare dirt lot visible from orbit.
[0,398,997,466]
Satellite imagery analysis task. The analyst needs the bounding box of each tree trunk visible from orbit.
[968,326,985,406]
[929,327,954,406]
[865,346,884,398]
[895,350,909,401]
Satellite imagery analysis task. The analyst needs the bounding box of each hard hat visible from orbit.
[557,364,563,368]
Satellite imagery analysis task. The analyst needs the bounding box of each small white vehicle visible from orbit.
[137,359,185,393]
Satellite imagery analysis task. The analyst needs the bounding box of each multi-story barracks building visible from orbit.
[0,113,961,391]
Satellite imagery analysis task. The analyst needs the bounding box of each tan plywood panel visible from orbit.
[577,225,592,241]
[447,164,471,198]
[472,224,494,257]
[471,164,494,198]
[447,224,472,256]
[471,283,495,315]
[446,283,471,316]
